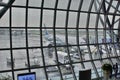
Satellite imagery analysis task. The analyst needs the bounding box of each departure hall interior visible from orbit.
[0,0,120,80]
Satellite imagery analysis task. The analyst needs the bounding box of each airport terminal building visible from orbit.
[0,0,120,80]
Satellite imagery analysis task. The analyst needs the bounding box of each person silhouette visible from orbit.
[113,63,118,78]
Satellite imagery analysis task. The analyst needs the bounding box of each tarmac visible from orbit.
[0,34,120,80]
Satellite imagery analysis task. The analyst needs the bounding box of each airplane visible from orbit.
[42,24,90,60]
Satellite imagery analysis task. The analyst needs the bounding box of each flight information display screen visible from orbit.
[17,72,36,80]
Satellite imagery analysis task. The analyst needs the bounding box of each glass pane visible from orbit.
[94,61,102,68]
[56,29,65,43]
[79,13,87,28]
[78,29,86,45]
[68,29,77,45]
[57,0,69,9]
[0,11,9,27]
[81,0,91,11]
[44,48,56,66]
[13,49,27,69]
[111,58,118,64]
[70,0,80,10]
[102,59,111,64]
[0,72,13,80]
[56,11,66,27]
[0,50,11,70]
[28,29,41,47]
[84,62,93,69]
[28,48,42,67]
[47,66,60,80]
[114,16,120,29]
[12,8,25,27]
[29,0,41,7]
[90,45,98,59]
[109,1,118,13]
[60,65,73,76]
[43,10,54,27]
[94,61,102,78]
[89,14,97,28]
[98,15,104,28]
[80,46,89,61]
[0,29,10,48]
[13,0,26,6]
[91,2,95,12]
[89,29,95,44]
[116,49,120,56]
[28,9,40,27]
[68,12,77,28]
[12,29,26,48]
[44,0,55,8]
[98,30,104,44]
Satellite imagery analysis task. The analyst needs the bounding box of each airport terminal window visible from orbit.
[0,0,120,80]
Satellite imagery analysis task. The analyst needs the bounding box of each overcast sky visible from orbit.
[0,0,119,28]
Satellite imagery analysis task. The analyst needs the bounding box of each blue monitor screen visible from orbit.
[17,72,36,80]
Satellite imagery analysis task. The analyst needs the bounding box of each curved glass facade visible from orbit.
[0,0,120,80]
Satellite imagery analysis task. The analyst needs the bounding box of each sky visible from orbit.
[0,0,119,29]
[0,0,96,28]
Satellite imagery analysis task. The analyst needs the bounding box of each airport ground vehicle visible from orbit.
[25,57,40,67]
[52,51,74,70]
